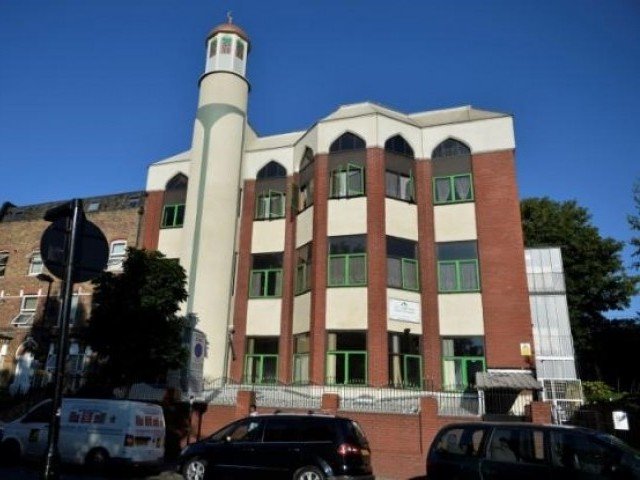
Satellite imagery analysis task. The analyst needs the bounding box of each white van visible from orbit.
[0,398,165,467]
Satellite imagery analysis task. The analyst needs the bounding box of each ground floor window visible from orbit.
[326,332,367,385]
[292,333,309,384]
[244,337,279,384]
[442,336,485,391]
[389,332,422,388]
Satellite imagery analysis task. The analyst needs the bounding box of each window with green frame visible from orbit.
[255,190,285,220]
[387,236,419,291]
[386,171,414,202]
[250,253,283,298]
[389,332,422,388]
[437,241,480,292]
[292,334,309,384]
[295,243,312,295]
[433,174,474,204]
[328,235,367,287]
[330,163,365,198]
[442,337,485,391]
[326,332,367,385]
[161,204,185,228]
[244,337,278,384]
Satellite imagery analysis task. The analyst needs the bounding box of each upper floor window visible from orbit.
[432,139,474,205]
[106,241,127,272]
[12,295,38,327]
[437,241,480,292]
[221,35,233,54]
[235,40,245,60]
[295,243,312,295]
[434,174,473,204]
[328,235,366,287]
[298,148,314,212]
[209,38,218,57]
[0,251,9,277]
[330,164,364,199]
[387,237,419,291]
[257,161,287,179]
[28,252,43,276]
[386,171,414,202]
[255,190,285,220]
[329,132,365,153]
[432,138,471,158]
[250,253,283,298]
[162,174,188,229]
[385,135,414,158]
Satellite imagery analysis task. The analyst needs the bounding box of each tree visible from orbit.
[86,248,188,387]
[521,198,638,379]
[629,181,640,271]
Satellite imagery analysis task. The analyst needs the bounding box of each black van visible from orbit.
[427,422,640,480]
[179,413,374,480]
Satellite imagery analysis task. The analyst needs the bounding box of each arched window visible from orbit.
[432,138,470,159]
[431,139,473,204]
[385,135,415,202]
[329,132,365,153]
[298,148,315,211]
[385,135,414,158]
[162,174,188,228]
[255,162,287,220]
[257,161,287,179]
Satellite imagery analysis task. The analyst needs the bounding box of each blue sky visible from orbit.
[1,0,639,315]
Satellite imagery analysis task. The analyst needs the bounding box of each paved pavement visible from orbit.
[0,464,183,479]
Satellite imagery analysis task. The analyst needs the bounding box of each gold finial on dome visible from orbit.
[226,11,233,24]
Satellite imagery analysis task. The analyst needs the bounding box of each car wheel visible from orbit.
[183,456,208,480]
[293,465,325,480]
[85,447,110,470]
[0,440,21,466]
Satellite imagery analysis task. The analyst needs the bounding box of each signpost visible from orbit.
[40,199,108,480]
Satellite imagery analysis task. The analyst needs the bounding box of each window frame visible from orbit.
[437,259,480,293]
[0,251,8,277]
[441,337,486,392]
[249,268,283,298]
[161,203,186,229]
[385,170,415,203]
[27,252,43,276]
[325,350,368,386]
[11,295,38,327]
[255,190,285,220]
[433,174,474,204]
[106,240,127,272]
[327,253,367,287]
[330,163,365,199]
[244,354,279,384]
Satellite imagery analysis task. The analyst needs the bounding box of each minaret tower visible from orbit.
[181,14,250,379]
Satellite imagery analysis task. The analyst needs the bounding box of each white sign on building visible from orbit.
[388,298,420,323]
[613,410,630,431]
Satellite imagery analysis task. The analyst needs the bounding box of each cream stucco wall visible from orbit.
[433,203,478,242]
[296,207,314,248]
[438,293,485,336]
[246,299,282,336]
[385,200,419,240]
[251,220,286,253]
[146,157,191,191]
[387,289,422,334]
[326,288,368,330]
[157,228,183,260]
[327,198,367,236]
[292,292,311,335]
[422,117,515,157]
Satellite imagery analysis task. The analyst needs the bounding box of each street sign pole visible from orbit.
[43,199,82,480]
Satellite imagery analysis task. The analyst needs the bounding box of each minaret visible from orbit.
[181,14,250,380]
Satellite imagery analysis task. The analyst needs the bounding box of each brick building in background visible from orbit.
[0,192,144,392]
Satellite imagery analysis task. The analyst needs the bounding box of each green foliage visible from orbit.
[582,381,625,404]
[521,198,639,379]
[87,248,188,386]
[629,181,640,271]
